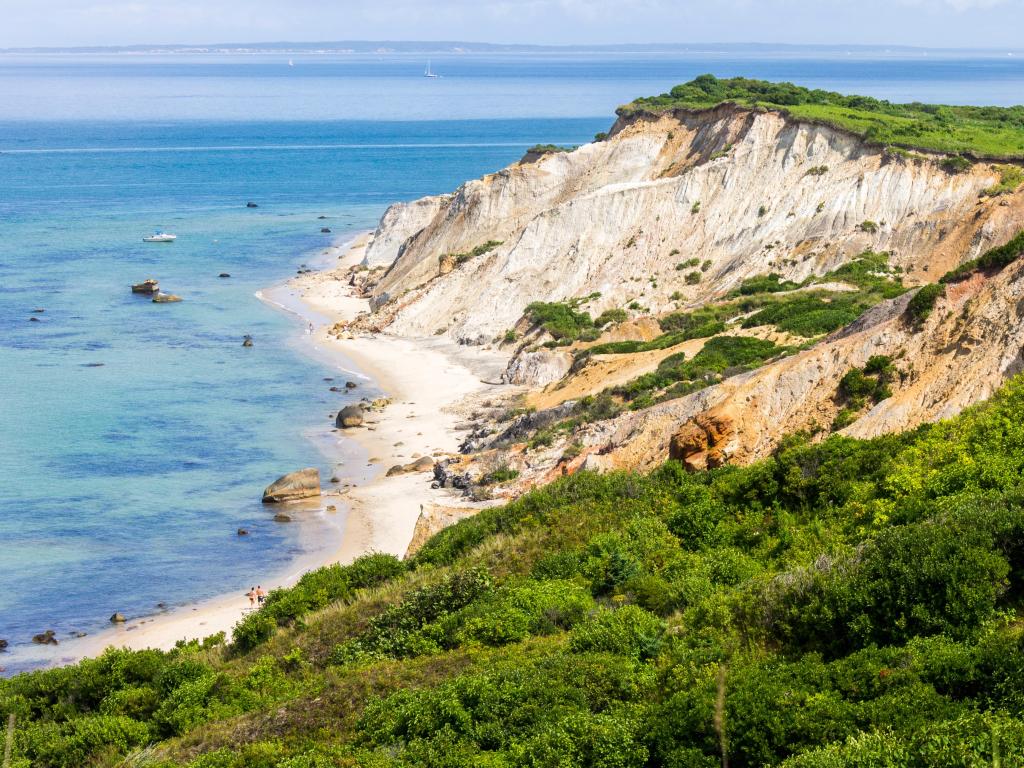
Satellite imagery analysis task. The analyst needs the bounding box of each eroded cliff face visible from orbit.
[343,102,1024,501]
[364,105,1015,342]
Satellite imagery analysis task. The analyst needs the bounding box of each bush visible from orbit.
[940,228,1024,283]
[905,283,944,323]
[569,605,664,659]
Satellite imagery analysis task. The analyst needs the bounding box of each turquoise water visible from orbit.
[1,50,1023,672]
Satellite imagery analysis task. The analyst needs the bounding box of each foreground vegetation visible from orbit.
[7,371,1024,765]
[624,74,1024,159]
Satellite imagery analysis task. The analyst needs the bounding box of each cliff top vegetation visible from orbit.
[623,74,1024,159]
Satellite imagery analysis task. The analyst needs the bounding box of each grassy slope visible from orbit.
[622,74,1024,159]
[6,374,1024,767]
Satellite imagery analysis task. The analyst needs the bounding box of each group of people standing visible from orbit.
[246,585,266,609]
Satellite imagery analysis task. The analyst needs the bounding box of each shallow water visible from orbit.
[1,49,1022,672]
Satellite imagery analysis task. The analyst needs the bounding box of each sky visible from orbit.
[0,0,1022,50]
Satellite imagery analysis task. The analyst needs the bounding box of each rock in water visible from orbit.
[237,528,249,536]
[32,630,58,645]
[262,468,321,503]
[345,380,357,389]
[321,227,332,233]
[219,273,231,278]
[131,279,159,294]
[273,513,292,522]
[0,638,8,651]
[152,293,183,303]
[110,612,126,623]
[336,405,364,428]
[246,201,259,208]
[242,335,254,347]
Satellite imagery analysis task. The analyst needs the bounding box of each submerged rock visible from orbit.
[246,201,259,208]
[0,638,8,651]
[131,279,159,294]
[219,273,231,278]
[152,293,183,303]
[262,467,321,503]
[345,380,358,389]
[237,528,249,536]
[242,335,254,347]
[321,227,332,233]
[273,513,292,522]
[336,405,364,428]
[28,316,40,322]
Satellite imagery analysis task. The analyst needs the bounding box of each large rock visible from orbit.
[32,630,58,645]
[386,455,436,476]
[152,293,183,303]
[669,408,735,471]
[0,638,8,651]
[506,349,574,387]
[335,405,364,428]
[110,612,126,623]
[131,279,159,294]
[262,468,321,503]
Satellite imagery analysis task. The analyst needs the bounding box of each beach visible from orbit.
[21,232,508,665]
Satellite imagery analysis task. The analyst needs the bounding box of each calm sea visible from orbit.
[1,49,1022,672]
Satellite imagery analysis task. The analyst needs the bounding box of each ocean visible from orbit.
[1,49,1022,672]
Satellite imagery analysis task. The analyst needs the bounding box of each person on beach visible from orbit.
[246,587,256,608]
[307,322,314,335]
[256,585,266,605]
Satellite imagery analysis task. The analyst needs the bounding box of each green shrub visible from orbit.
[905,283,944,322]
[685,271,702,285]
[940,228,1024,283]
[569,605,664,659]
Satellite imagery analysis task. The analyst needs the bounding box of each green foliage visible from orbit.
[525,297,596,341]
[527,144,576,154]
[982,163,1024,196]
[940,228,1024,283]
[906,283,944,323]
[734,272,799,295]
[594,308,628,327]
[804,165,829,176]
[12,378,1024,766]
[624,74,1024,159]
[232,553,405,652]
[858,220,878,233]
[482,465,520,485]
[446,240,503,265]
[684,271,702,285]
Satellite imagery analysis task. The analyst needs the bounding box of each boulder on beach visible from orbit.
[152,293,183,303]
[386,455,436,477]
[336,405,364,428]
[131,279,159,294]
[262,467,321,503]
[110,612,126,623]
[32,630,58,646]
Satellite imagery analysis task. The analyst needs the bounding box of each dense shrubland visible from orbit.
[6,372,1024,766]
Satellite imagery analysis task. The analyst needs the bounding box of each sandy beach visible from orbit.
[26,232,508,666]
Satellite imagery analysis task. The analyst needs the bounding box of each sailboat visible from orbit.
[424,60,440,78]
[288,59,295,67]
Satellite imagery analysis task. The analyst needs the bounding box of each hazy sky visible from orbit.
[1,0,1021,50]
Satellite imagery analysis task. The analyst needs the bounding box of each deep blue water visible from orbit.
[1,50,1022,671]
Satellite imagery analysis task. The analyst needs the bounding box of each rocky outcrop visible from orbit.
[110,612,126,623]
[363,195,451,267]
[32,630,58,645]
[335,405,364,428]
[362,106,1018,342]
[262,468,321,503]
[152,293,183,303]
[386,456,436,476]
[404,503,482,558]
[669,407,736,471]
[131,279,159,294]
[505,349,574,387]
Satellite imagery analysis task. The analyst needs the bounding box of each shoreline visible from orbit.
[8,231,508,670]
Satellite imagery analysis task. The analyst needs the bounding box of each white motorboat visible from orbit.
[142,231,176,243]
